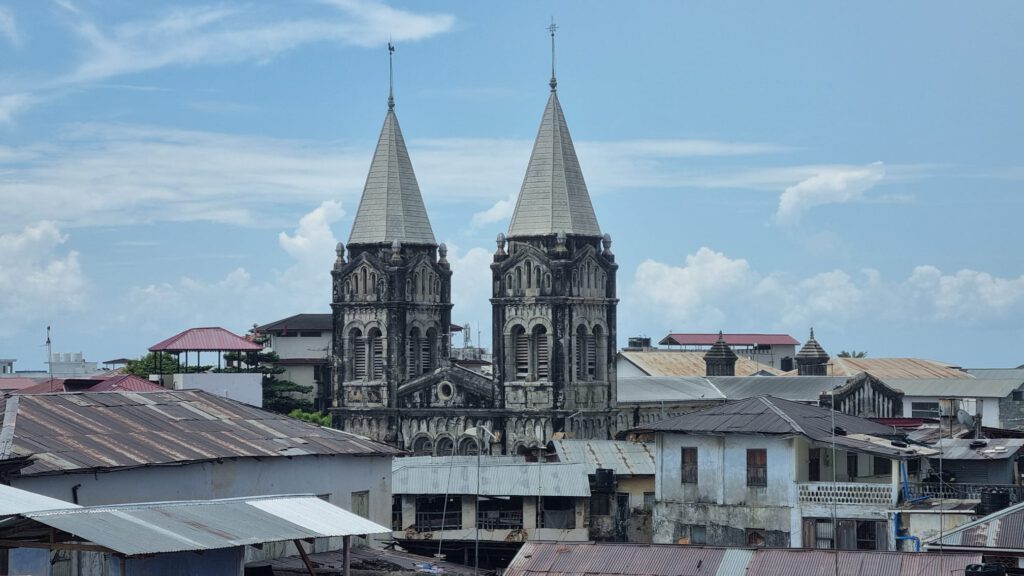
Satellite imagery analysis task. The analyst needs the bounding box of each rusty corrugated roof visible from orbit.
[926,499,1024,550]
[620,351,782,377]
[149,327,263,352]
[505,542,980,576]
[549,439,655,476]
[781,357,967,379]
[0,390,399,476]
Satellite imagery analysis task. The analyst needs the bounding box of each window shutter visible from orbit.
[354,338,366,379]
[371,337,384,379]
[515,332,529,380]
[536,332,549,379]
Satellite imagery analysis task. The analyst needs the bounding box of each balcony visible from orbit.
[415,510,462,531]
[906,482,1024,503]
[476,510,523,530]
[798,482,896,507]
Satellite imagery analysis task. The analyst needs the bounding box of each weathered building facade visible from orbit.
[330,55,618,453]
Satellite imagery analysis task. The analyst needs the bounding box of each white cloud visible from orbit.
[279,200,346,262]
[626,246,1024,337]
[775,162,886,225]
[445,242,494,343]
[0,221,87,336]
[0,7,20,48]
[471,194,517,228]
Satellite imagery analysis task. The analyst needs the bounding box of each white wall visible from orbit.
[10,454,393,549]
[902,395,1000,427]
[616,356,649,378]
[269,334,330,360]
[172,372,262,407]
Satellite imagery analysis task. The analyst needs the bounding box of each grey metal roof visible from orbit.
[507,90,601,238]
[0,391,400,476]
[348,109,436,246]
[929,438,1024,460]
[709,376,848,402]
[965,368,1024,380]
[256,313,332,333]
[0,484,79,515]
[549,440,655,476]
[925,499,1024,550]
[392,457,590,497]
[18,494,389,557]
[617,376,724,403]
[886,378,1023,398]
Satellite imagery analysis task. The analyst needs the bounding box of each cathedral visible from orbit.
[330,47,618,455]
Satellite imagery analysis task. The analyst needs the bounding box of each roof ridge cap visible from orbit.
[758,396,805,436]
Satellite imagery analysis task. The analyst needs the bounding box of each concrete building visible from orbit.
[0,390,400,555]
[391,455,591,568]
[255,313,333,409]
[648,396,936,549]
[657,333,798,371]
[148,326,264,407]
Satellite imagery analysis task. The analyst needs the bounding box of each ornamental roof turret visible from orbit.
[796,328,830,361]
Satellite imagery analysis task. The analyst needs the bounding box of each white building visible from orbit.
[256,313,333,409]
[649,395,935,549]
[657,333,799,370]
[0,390,399,557]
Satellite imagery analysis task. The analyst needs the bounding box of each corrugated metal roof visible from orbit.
[781,358,968,379]
[619,351,782,377]
[16,374,165,395]
[929,438,1024,460]
[617,376,724,403]
[886,378,1022,398]
[966,368,1024,380]
[659,333,800,346]
[710,376,847,402]
[549,439,655,476]
[348,108,436,245]
[392,458,590,497]
[0,377,45,391]
[926,499,1024,550]
[507,89,601,238]
[149,326,263,352]
[0,390,399,476]
[505,542,980,576]
[21,494,389,557]
[0,484,80,515]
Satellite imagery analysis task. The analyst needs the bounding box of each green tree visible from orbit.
[838,350,868,358]
[126,352,182,377]
[223,348,313,414]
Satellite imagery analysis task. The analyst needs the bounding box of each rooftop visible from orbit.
[659,333,800,347]
[619,350,782,377]
[149,326,263,352]
[505,541,980,576]
[392,456,590,497]
[255,313,332,333]
[784,357,968,379]
[925,499,1024,551]
[0,390,399,476]
[548,439,655,476]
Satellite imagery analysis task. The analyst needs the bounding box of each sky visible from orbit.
[1,0,1022,370]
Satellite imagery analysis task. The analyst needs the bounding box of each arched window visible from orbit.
[591,325,604,380]
[435,436,454,456]
[367,328,384,380]
[457,436,480,456]
[532,325,549,380]
[525,260,532,287]
[407,327,421,379]
[350,328,366,379]
[411,435,433,456]
[512,325,528,381]
[575,325,588,380]
[515,267,522,291]
[361,268,367,294]
[535,266,542,290]
[423,327,437,374]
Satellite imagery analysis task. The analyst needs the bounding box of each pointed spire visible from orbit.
[387,41,395,110]
[347,45,436,246]
[796,327,830,376]
[548,20,558,92]
[507,24,601,239]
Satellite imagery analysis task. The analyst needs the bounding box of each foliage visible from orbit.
[125,352,181,377]
[224,348,313,414]
[838,350,868,358]
[289,409,332,427]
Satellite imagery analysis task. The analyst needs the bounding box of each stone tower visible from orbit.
[796,328,830,376]
[490,66,618,451]
[331,89,452,445]
[704,331,738,376]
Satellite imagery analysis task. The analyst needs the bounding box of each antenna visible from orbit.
[387,40,395,110]
[548,19,558,91]
[46,326,54,392]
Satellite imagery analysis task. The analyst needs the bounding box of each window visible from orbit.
[746,528,766,547]
[690,524,707,545]
[407,327,421,378]
[539,497,575,529]
[478,496,523,530]
[806,518,888,550]
[1014,390,1024,402]
[847,452,859,480]
[680,447,698,484]
[747,449,767,487]
[415,496,461,531]
[512,326,529,380]
[642,492,655,512]
[299,331,321,337]
[808,448,821,482]
[873,457,892,477]
[856,520,878,550]
[591,493,611,516]
[392,495,403,531]
[533,325,549,380]
[911,401,941,418]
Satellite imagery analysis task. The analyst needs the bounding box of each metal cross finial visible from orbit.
[548,19,558,91]
[387,40,395,110]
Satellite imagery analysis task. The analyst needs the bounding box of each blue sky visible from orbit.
[1,1,1022,369]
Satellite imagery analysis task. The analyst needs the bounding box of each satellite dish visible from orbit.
[956,409,976,429]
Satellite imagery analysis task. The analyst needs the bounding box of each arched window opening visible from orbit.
[515,267,522,291]
[411,435,433,456]
[351,328,366,380]
[533,325,549,380]
[525,260,532,287]
[575,325,588,380]
[423,327,437,374]
[591,326,605,380]
[512,326,529,381]
[458,436,480,456]
[367,328,384,380]
[435,436,454,456]
[408,327,421,379]
[535,267,542,290]
[361,268,367,294]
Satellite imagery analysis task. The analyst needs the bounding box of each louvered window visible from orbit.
[513,328,529,380]
[534,327,549,380]
[421,331,434,374]
[371,334,384,380]
[586,335,597,379]
[407,329,420,378]
[353,335,366,379]
[575,327,587,380]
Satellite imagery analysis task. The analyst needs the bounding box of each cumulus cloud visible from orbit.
[471,194,517,228]
[774,162,886,225]
[0,222,87,336]
[626,246,1024,338]
[279,200,346,262]
[445,242,494,344]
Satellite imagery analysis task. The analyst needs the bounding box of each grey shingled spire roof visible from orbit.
[348,108,436,246]
[704,332,739,362]
[796,328,830,361]
[507,87,601,238]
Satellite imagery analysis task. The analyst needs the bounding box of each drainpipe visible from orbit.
[901,461,928,504]
[891,511,921,552]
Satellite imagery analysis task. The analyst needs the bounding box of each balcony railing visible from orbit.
[539,509,575,530]
[415,511,462,531]
[906,482,1024,503]
[476,510,523,530]
[798,482,896,506]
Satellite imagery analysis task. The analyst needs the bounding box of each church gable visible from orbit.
[821,371,904,418]
[397,365,494,408]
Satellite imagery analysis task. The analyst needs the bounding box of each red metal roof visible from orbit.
[0,377,46,391]
[88,375,165,392]
[660,333,800,346]
[149,327,263,352]
[14,375,164,395]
